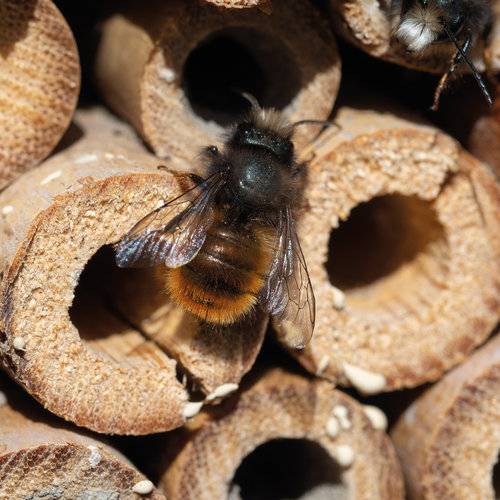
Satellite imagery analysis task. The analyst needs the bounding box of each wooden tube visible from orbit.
[0,107,267,435]
[391,332,500,499]
[0,0,80,189]
[327,0,500,74]
[285,106,500,392]
[157,368,403,499]
[0,373,165,498]
[468,97,500,179]
[93,0,340,160]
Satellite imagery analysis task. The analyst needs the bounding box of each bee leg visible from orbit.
[157,164,204,187]
[431,34,471,111]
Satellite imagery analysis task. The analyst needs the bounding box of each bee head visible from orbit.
[396,0,466,52]
[224,109,300,210]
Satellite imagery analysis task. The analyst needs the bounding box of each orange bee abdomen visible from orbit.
[164,221,272,324]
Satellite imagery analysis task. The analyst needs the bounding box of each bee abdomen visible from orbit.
[164,222,271,324]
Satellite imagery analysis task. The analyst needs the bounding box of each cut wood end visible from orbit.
[95,0,340,160]
[0,108,266,434]
[283,107,500,391]
[159,369,403,500]
[391,333,500,499]
[0,0,81,189]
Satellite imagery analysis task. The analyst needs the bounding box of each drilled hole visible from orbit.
[229,438,345,500]
[326,194,449,313]
[183,28,301,126]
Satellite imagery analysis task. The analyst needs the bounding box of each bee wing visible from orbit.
[115,172,226,268]
[260,206,315,349]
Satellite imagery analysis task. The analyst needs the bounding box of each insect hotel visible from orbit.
[1,0,500,498]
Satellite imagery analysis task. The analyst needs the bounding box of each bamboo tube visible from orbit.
[283,106,500,392]
[0,107,267,435]
[327,0,500,74]
[0,373,165,498]
[157,368,403,499]
[0,0,80,189]
[93,0,340,160]
[391,332,500,499]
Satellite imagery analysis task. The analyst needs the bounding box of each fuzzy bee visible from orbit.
[115,103,316,349]
[392,0,493,109]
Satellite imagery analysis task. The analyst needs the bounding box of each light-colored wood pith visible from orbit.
[158,368,403,500]
[0,0,80,189]
[0,107,267,434]
[94,0,340,160]
[284,107,500,391]
[391,332,500,499]
[0,374,165,499]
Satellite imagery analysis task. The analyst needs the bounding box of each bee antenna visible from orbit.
[441,21,493,106]
[238,90,260,109]
[292,119,341,130]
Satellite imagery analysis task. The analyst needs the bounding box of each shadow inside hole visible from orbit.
[230,438,344,500]
[326,194,445,290]
[492,455,500,499]
[182,28,301,126]
[69,245,144,342]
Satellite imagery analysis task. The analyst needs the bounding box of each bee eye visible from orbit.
[238,123,252,135]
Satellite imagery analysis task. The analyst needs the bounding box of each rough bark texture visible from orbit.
[284,107,500,391]
[158,368,403,500]
[0,107,267,435]
[0,373,165,498]
[94,0,340,160]
[391,333,500,499]
[0,0,80,189]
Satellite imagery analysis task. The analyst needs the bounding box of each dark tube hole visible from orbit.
[229,438,345,500]
[183,28,301,126]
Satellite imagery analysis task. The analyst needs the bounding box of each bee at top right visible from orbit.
[391,0,494,109]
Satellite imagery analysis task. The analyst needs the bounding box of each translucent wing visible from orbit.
[260,205,315,349]
[115,172,226,269]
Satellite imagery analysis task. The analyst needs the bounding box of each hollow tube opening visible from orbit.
[229,438,346,500]
[69,245,174,367]
[326,194,449,314]
[182,27,302,126]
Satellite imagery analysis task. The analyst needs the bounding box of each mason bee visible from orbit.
[115,103,315,349]
[392,0,493,109]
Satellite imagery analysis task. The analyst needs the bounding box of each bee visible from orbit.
[391,0,493,109]
[115,101,316,349]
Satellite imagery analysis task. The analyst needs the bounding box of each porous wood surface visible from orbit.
[94,0,340,159]
[391,333,500,499]
[159,368,403,500]
[285,106,500,391]
[0,107,267,434]
[0,374,165,499]
[0,0,80,189]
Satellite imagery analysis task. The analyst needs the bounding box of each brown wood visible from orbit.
[0,0,80,189]
[0,107,267,435]
[327,0,500,74]
[391,332,500,499]
[202,0,270,11]
[93,0,340,160]
[0,373,165,499]
[283,106,500,391]
[157,368,403,499]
